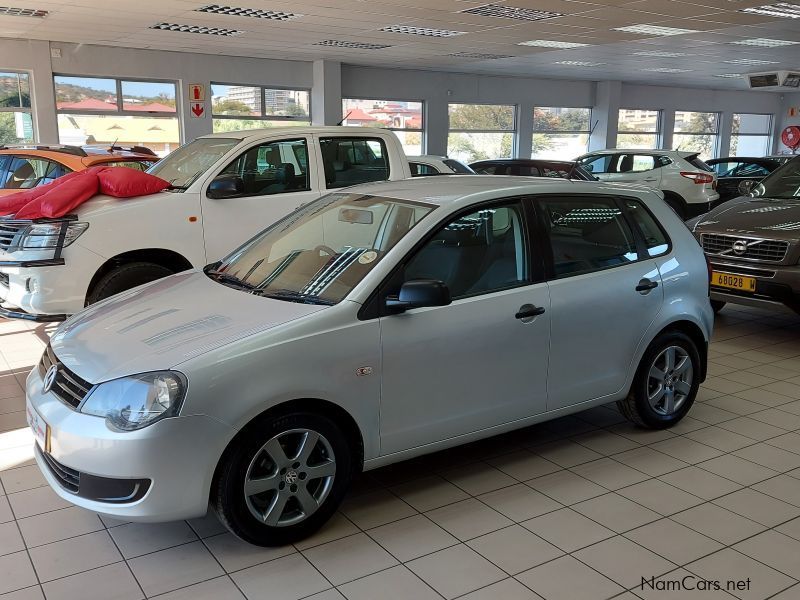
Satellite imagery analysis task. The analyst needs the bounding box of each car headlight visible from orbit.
[18,222,89,249]
[80,371,187,431]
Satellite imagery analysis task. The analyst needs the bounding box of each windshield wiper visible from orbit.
[256,288,334,305]
[206,269,256,290]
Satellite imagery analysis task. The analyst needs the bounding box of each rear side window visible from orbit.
[410,162,439,176]
[623,199,670,257]
[539,197,639,278]
[579,154,613,174]
[473,164,504,175]
[321,137,389,189]
[1,157,67,189]
[618,154,656,173]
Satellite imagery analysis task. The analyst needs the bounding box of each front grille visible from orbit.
[710,264,776,278]
[39,345,92,409]
[702,233,789,262]
[0,219,26,251]
[40,448,79,493]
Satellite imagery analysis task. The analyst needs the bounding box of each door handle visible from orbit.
[515,304,546,319]
[636,278,659,294]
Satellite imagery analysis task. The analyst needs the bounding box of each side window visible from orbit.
[623,199,670,257]
[579,155,613,174]
[511,165,541,177]
[321,137,389,189]
[733,162,770,178]
[656,155,672,168]
[472,164,496,174]
[618,154,655,173]
[403,202,528,299]
[410,162,439,176]
[3,157,63,189]
[540,197,639,278]
[219,138,310,197]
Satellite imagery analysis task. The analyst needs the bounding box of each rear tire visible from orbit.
[664,195,687,220]
[617,331,700,429]
[86,262,174,305]
[711,300,726,314]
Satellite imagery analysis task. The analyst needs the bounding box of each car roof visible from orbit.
[582,149,692,157]
[199,126,392,141]
[707,157,780,165]
[407,155,448,161]
[470,159,575,166]
[0,145,156,166]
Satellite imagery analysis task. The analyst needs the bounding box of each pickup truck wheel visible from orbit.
[711,300,726,314]
[213,411,353,547]
[617,331,700,429]
[86,262,174,305]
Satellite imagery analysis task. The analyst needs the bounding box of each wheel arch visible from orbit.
[662,190,688,216]
[653,318,708,382]
[86,248,193,303]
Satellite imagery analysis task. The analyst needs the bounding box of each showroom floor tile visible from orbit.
[3,304,800,599]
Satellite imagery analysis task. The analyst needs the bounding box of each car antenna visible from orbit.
[336,111,352,126]
[108,137,118,153]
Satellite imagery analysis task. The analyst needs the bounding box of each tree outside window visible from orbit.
[532,107,592,159]
[447,103,516,163]
[672,111,720,159]
[0,72,34,144]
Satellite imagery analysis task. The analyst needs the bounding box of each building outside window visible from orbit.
[617,109,661,149]
[730,113,773,156]
[448,103,516,163]
[532,107,592,160]
[341,98,424,155]
[0,71,34,144]
[211,84,310,132]
[55,76,179,156]
[672,111,720,159]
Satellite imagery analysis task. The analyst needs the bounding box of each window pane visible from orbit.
[0,112,33,144]
[0,72,30,108]
[448,132,513,162]
[2,157,64,189]
[57,114,180,157]
[220,139,310,196]
[616,133,659,149]
[532,132,589,160]
[391,130,423,155]
[342,99,423,130]
[264,89,310,119]
[212,118,310,133]
[618,109,659,132]
[674,111,718,134]
[449,103,515,131]
[121,81,176,113]
[730,135,771,157]
[534,107,590,132]
[672,133,717,160]
[321,137,389,189]
[624,199,669,257]
[212,85,262,116]
[733,113,771,135]
[55,76,118,111]
[730,113,772,157]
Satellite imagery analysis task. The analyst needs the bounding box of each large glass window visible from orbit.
[342,99,423,155]
[55,76,179,156]
[532,107,591,159]
[617,109,661,149]
[730,113,772,157]
[0,72,34,144]
[211,84,310,133]
[448,103,516,163]
[672,111,720,159]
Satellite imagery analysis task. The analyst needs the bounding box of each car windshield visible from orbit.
[208,193,436,304]
[148,137,238,190]
[751,157,800,200]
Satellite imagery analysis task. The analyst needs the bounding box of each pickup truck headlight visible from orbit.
[18,222,89,249]
[81,371,187,431]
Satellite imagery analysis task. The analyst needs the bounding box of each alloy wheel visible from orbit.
[647,345,693,416]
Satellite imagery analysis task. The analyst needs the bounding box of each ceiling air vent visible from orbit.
[0,6,48,17]
[150,23,243,36]
[195,5,303,21]
[460,4,562,21]
[448,51,513,60]
[746,70,800,90]
[313,40,392,49]
[379,25,466,37]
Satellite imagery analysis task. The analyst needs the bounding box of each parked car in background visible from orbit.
[469,158,595,181]
[408,155,475,176]
[765,154,795,166]
[706,157,782,203]
[26,175,711,546]
[688,156,800,313]
[575,150,718,219]
[0,127,412,321]
[0,144,158,196]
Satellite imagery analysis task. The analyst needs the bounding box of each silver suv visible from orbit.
[26,176,712,546]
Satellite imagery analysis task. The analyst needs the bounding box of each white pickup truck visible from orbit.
[0,127,412,321]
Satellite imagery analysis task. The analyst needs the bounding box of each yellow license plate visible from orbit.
[711,272,756,292]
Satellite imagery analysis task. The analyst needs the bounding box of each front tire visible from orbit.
[86,262,174,305]
[617,331,700,429]
[213,411,353,546]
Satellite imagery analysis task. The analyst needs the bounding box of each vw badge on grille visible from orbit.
[42,364,58,393]
[732,240,748,256]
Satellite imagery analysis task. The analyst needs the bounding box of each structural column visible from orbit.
[589,80,622,151]
[311,60,342,126]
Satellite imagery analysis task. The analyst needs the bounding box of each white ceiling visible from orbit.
[1,0,799,89]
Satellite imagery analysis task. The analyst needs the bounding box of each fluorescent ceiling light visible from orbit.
[740,3,800,19]
[149,23,243,36]
[554,60,605,66]
[724,58,780,65]
[713,73,742,78]
[730,37,800,47]
[518,40,590,48]
[314,40,393,49]
[379,25,466,37]
[448,51,513,60]
[641,67,692,72]
[194,5,303,21]
[634,51,692,57]
[614,25,699,36]
[461,4,562,21]
[0,6,48,17]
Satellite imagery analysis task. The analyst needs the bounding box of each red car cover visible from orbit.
[0,166,170,219]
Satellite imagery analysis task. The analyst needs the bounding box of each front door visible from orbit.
[200,136,319,260]
[378,200,551,455]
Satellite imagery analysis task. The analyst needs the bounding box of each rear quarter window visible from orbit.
[623,199,670,257]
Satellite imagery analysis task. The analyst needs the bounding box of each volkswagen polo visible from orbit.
[26,176,712,546]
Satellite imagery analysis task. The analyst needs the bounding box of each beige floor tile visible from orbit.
[487,450,561,481]
[0,520,24,556]
[0,465,45,494]
[734,388,796,407]
[532,440,603,468]
[41,562,142,600]
[776,516,800,541]
[767,432,800,454]
[574,536,676,588]
[611,424,679,444]
[304,591,345,600]
[7,485,71,519]
[231,553,330,600]
[734,530,800,579]
[293,513,359,551]
[684,426,755,452]
[617,479,705,516]
[128,540,224,597]
[625,519,723,564]
[478,483,562,522]
[752,474,800,507]
[714,488,800,527]
[203,531,294,572]
[407,544,505,600]
[721,371,777,387]
[16,506,104,548]
[367,514,457,562]
[668,416,712,435]
[717,416,788,440]
[516,555,624,600]
[467,524,562,575]
[659,466,742,500]
[526,470,606,505]
[338,565,440,600]
[778,400,800,416]
[649,438,723,464]
[571,492,661,533]
[302,532,397,586]
[440,462,518,496]
[521,507,615,553]
[686,548,795,600]
[0,586,45,600]
[733,443,800,472]
[108,521,197,559]
[698,455,778,486]
[612,447,688,477]
[688,403,739,425]
[672,503,767,545]
[186,512,227,539]
[706,396,768,416]
[28,530,121,582]
[459,578,541,600]
[769,583,800,599]
[762,381,800,400]
[702,378,753,395]
[339,489,416,530]
[569,457,649,490]
[749,409,800,430]
[635,568,745,600]
[0,551,38,594]
[389,475,469,512]
[151,576,245,600]
[425,498,513,541]
[570,431,639,456]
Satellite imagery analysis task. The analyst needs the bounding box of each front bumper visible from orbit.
[26,366,236,522]
[708,259,800,312]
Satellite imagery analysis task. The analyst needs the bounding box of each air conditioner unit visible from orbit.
[745,71,800,90]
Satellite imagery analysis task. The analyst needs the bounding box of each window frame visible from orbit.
[54,75,179,117]
[616,108,663,149]
[341,97,425,153]
[320,136,391,190]
[0,70,35,143]
[532,106,593,159]
[671,110,721,158]
[730,113,773,157]
[211,82,312,126]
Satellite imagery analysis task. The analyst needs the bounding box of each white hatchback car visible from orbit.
[408,154,475,176]
[26,176,712,546]
[576,149,719,219]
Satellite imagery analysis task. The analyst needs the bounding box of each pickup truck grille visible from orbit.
[701,233,789,263]
[0,220,26,251]
[39,344,92,409]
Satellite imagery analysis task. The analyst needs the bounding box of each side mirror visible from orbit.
[207,174,244,199]
[386,279,451,312]
[738,179,755,196]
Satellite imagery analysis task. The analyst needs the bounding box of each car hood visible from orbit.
[692,196,800,240]
[49,270,327,383]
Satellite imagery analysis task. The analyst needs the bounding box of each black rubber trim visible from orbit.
[0,258,66,268]
[0,306,66,322]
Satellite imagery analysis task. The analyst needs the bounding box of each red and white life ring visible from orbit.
[782,125,800,150]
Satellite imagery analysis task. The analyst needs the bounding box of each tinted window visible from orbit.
[711,161,738,177]
[321,137,389,189]
[579,154,613,174]
[404,202,528,299]
[540,166,569,178]
[617,154,656,173]
[220,139,310,197]
[540,197,639,277]
[687,155,713,172]
[1,157,66,189]
[624,199,669,257]
[511,165,541,177]
[410,162,439,176]
[733,162,770,177]
[442,159,474,174]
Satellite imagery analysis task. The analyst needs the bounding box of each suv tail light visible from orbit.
[680,171,714,185]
